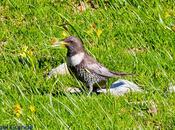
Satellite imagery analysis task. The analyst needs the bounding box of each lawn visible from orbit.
[0,0,175,129]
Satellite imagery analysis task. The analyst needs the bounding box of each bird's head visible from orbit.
[52,36,84,55]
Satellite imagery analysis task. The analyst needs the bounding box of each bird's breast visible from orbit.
[67,52,85,66]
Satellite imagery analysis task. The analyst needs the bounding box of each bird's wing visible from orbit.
[84,55,132,77]
[85,63,116,77]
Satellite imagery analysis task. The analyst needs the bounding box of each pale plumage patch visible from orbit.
[68,52,85,66]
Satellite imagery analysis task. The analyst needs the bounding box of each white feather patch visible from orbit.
[68,52,85,66]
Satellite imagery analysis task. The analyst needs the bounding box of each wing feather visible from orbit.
[86,63,115,77]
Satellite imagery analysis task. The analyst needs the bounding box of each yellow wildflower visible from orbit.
[96,29,103,37]
[16,113,21,118]
[61,31,69,38]
[19,45,28,58]
[29,105,36,113]
[19,52,27,58]
[14,104,22,118]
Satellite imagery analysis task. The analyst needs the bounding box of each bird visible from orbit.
[52,36,132,95]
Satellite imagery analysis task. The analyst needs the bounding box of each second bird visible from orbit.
[53,36,132,95]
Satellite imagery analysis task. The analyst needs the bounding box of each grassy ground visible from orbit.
[0,0,175,129]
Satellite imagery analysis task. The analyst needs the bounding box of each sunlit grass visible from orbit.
[0,0,175,129]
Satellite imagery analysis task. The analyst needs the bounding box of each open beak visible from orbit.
[51,38,68,47]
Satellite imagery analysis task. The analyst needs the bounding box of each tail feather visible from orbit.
[110,71,134,77]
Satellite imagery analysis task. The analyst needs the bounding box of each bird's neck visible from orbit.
[67,48,85,57]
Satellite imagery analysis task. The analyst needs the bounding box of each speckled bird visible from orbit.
[53,36,132,95]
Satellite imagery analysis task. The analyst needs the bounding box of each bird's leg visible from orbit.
[87,84,93,96]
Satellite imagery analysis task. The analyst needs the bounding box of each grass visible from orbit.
[0,0,175,129]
